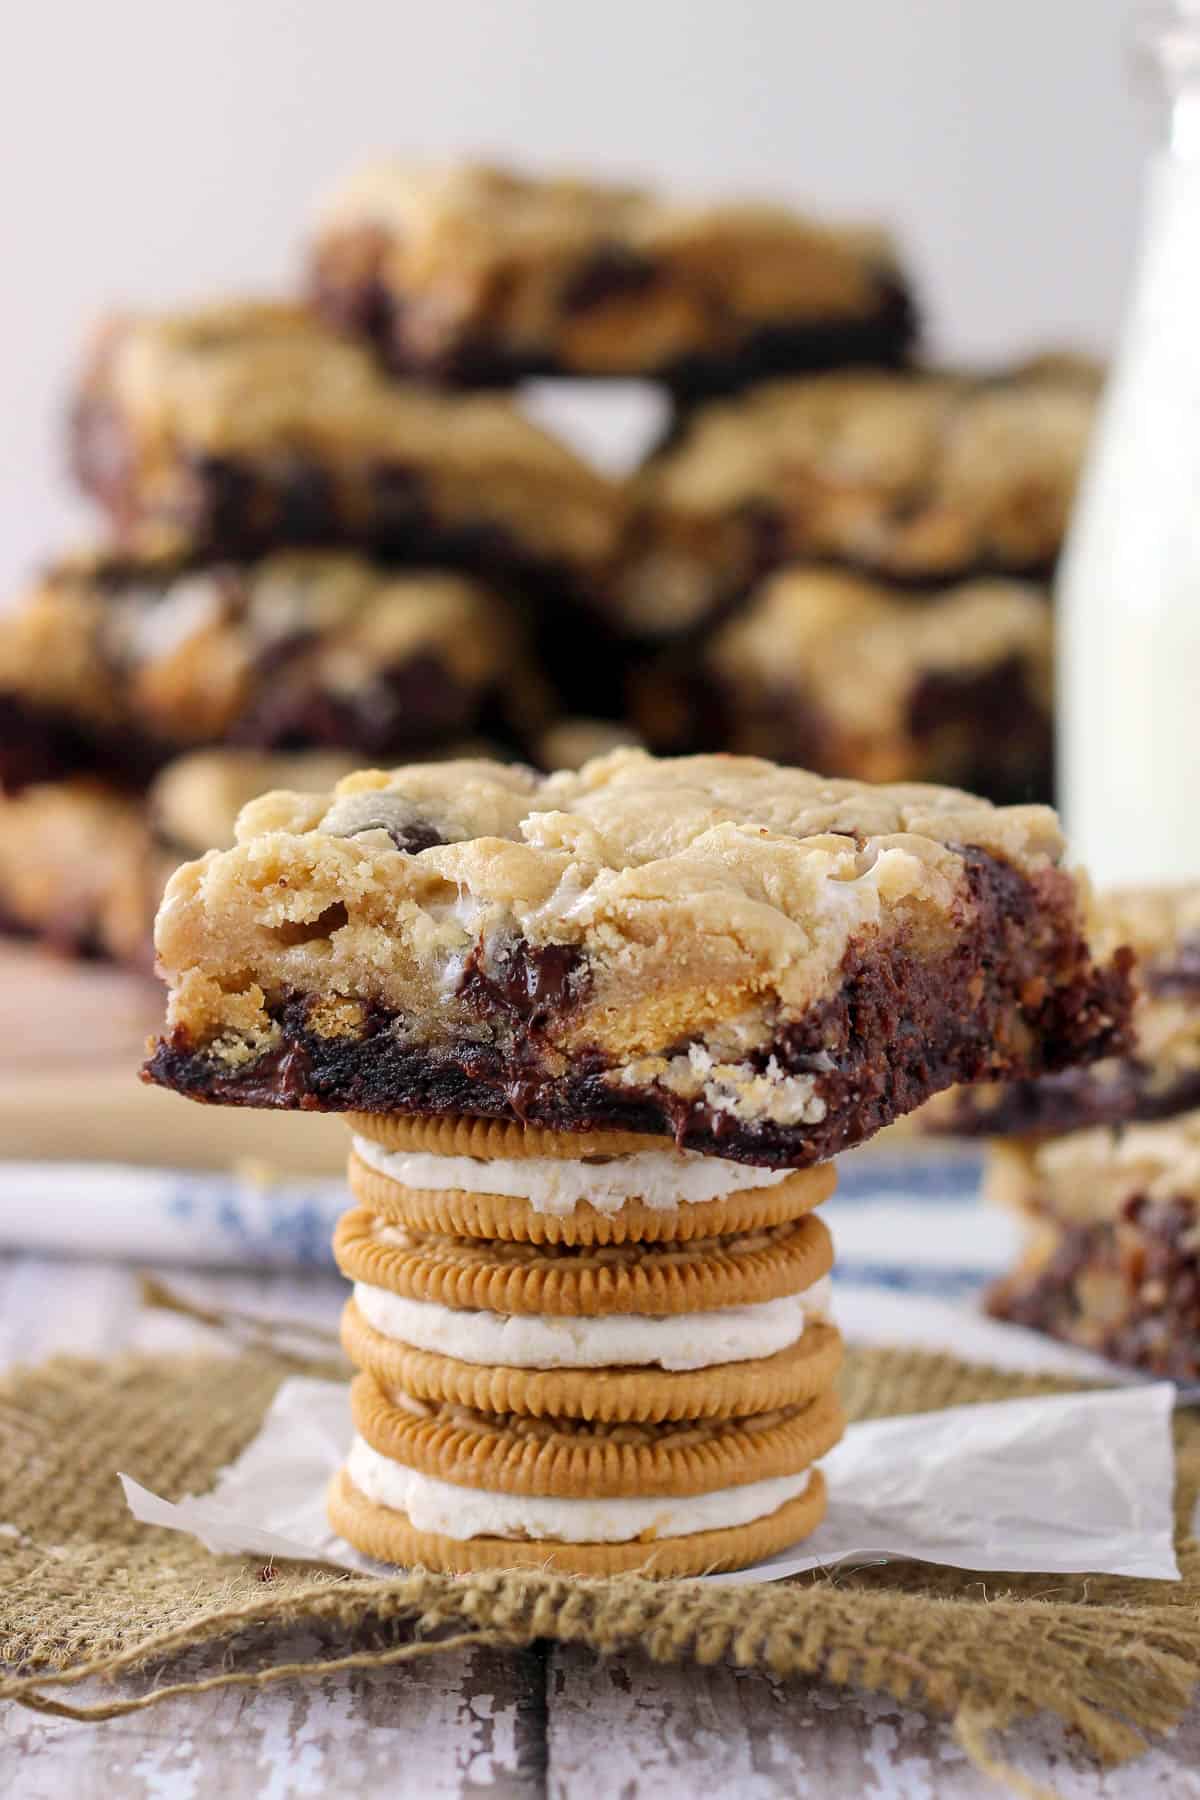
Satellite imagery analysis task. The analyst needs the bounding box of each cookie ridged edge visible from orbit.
[341,1298,844,1421]
[346,1149,834,1245]
[350,1371,845,1498]
[333,1207,834,1317]
[346,1113,667,1159]
[327,1464,828,1577]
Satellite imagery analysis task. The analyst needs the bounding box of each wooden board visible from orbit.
[0,943,347,1173]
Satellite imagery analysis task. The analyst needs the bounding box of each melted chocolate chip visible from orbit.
[458,939,586,1028]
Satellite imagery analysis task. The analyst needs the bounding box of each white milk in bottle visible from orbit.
[1058,3,1200,884]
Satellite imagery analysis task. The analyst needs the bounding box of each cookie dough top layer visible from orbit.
[72,300,623,566]
[310,160,910,380]
[163,746,1071,1032]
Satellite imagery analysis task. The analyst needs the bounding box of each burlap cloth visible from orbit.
[2,1337,1199,1782]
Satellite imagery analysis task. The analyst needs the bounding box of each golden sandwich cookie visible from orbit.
[333,1208,834,1316]
[349,1373,845,1497]
[345,1144,835,1246]
[340,1296,845,1422]
[327,1461,829,1578]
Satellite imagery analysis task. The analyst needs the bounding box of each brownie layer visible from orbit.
[144,849,1132,1166]
[932,1063,1200,1138]
[71,413,593,579]
[315,260,916,397]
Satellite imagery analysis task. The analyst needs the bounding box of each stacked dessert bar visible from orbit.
[618,358,1099,800]
[310,161,1099,802]
[0,295,622,962]
[930,886,1200,1375]
[143,747,1130,1570]
[2,157,1099,974]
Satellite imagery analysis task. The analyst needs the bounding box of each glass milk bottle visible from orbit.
[1058,3,1200,885]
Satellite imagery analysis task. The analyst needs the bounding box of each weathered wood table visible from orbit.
[2,1252,1198,1799]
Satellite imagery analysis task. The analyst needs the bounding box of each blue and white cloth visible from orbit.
[0,1147,996,1277]
[0,1143,1124,1381]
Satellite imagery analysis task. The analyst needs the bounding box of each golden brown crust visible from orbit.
[333,1206,834,1317]
[327,1462,828,1576]
[350,1370,844,1497]
[341,1298,844,1421]
[345,1148,834,1245]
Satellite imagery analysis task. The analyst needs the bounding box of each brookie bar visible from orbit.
[308,160,916,392]
[617,357,1100,639]
[143,748,1132,1165]
[70,301,624,573]
[631,569,1053,804]
[0,551,545,791]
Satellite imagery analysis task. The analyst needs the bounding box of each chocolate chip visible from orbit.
[320,790,447,852]
[457,939,586,1027]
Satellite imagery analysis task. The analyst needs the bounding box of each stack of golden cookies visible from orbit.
[328,1114,844,1576]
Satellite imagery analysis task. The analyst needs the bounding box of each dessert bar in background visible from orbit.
[957,882,1200,1377]
[0,552,544,791]
[631,569,1053,801]
[309,160,916,392]
[144,748,1131,1162]
[70,300,625,576]
[985,1112,1200,1378]
[617,357,1100,640]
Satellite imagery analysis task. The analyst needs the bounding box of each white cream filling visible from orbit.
[353,1278,830,1370]
[351,1134,789,1216]
[345,1435,816,1544]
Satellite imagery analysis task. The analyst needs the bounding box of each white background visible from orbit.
[0,0,1148,589]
